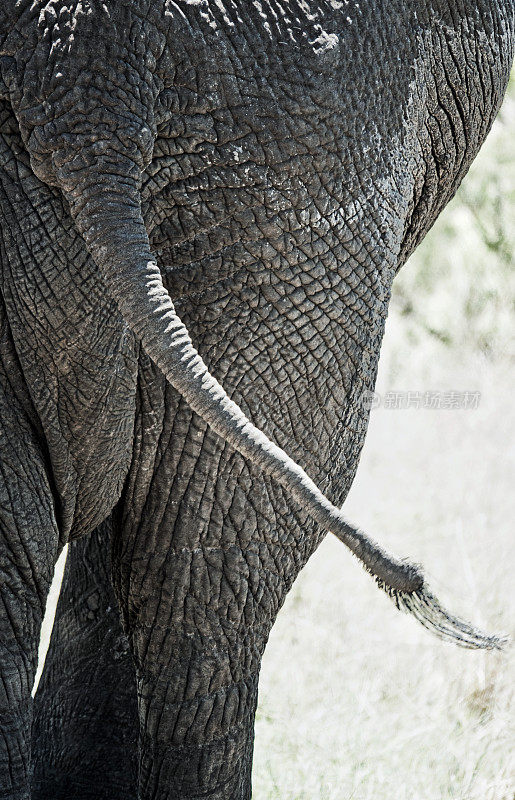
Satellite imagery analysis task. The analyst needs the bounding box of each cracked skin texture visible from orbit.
[0,1,513,798]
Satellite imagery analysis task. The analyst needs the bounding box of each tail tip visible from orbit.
[388,581,508,651]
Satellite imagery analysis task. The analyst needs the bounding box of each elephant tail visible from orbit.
[370,575,507,650]
[324,519,506,650]
[58,163,505,652]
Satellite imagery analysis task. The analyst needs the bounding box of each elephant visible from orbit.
[0,0,513,798]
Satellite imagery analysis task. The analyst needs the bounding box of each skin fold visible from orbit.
[0,1,513,798]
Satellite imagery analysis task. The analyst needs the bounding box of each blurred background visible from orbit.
[253,73,515,799]
[37,73,514,800]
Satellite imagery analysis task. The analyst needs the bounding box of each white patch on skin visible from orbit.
[373,48,432,261]
[253,1,273,39]
[164,2,191,23]
[311,30,339,54]
[214,0,233,27]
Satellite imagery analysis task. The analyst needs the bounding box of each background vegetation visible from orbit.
[253,74,515,798]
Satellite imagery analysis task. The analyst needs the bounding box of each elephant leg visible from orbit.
[31,518,139,800]
[112,519,259,800]
[110,362,324,800]
[0,321,61,799]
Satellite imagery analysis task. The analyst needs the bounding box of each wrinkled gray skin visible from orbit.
[0,1,513,798]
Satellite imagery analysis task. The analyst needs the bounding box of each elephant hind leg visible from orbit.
[0,358,61,799]
[31,517,139,800]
